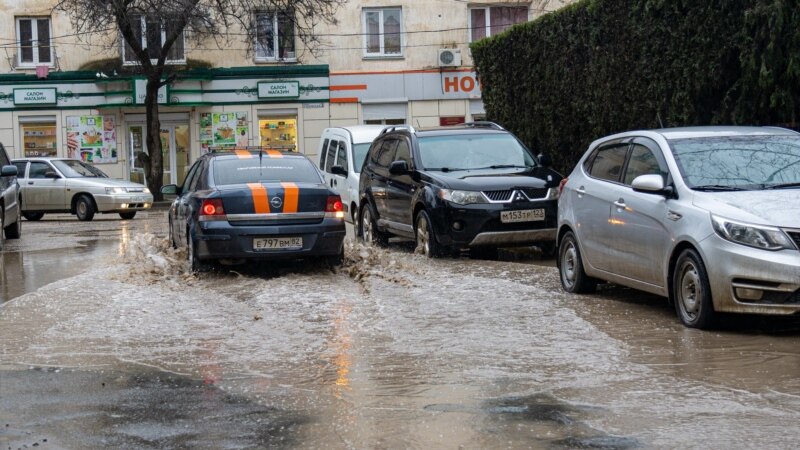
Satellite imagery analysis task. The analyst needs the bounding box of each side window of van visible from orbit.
[335,140,347,171]
[319,138,330,170]
[324,140,339,173]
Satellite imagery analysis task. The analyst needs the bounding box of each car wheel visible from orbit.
[558,231,597,293]
[325,247,345,268]
[415,210,443,258]
[4,205,21,239]
[0,208,4,251]
[23,212,44,221]
[168,218,177,249]
[673,249,715,329]
[359,203,388,247]
[119,211,136,220]
[75,195,96,221]
[187,230,211,273]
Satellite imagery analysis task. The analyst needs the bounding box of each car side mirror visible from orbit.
[161,184,179,195]
[538,153,552,167]
[389,160,409,175]
[0,165,18,177]
[631,174,674,197]
[331,165,348,177]
[44,170,60,179]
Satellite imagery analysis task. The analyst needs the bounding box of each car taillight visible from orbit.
[325,195,345,219]
[559,177,569,196]
[200,198,225,218]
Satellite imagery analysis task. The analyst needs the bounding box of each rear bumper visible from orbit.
[193,219,346,261]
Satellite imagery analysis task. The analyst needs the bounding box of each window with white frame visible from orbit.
[122,15,185,64]
[255,11,296,61]
[362,7,403,57]
[469,5,528,42]
[16,17,53,66]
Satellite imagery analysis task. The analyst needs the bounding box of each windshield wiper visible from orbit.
[470,164,532,170]
[426,167,464,172]
[762,182,800,190]
[692,184,747,192]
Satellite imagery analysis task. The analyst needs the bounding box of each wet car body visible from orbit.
[557,126,800,328]
[163,150,346,271]
[0,142,22,248]
[11,157,152,221]
[358,123,562,257]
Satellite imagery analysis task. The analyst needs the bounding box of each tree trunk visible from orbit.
[144,75,164,201]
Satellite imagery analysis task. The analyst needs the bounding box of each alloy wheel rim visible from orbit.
[78,201,86,216]
[416,215,430,256]
[563,242,577,287]
[680,263,700,318]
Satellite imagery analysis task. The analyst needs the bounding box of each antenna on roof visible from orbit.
[657,112,665,128]
[415,118,421,129]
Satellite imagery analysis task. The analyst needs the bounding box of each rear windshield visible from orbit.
[213,157,323,185]
[417,133,537,170]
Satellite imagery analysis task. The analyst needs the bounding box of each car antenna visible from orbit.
[259,147,263,176]
[657,112,665,128]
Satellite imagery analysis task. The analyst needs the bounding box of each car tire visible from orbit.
[325,247,345,268]
[673,248,715,329]
[359,203,388,247]
[4,204,21,239]
[0,208,4,251]
[415,210,444,258]
[119,212,136,220]
[168,218,177,249]
[75,195,96,221]
[23,212,44,221]
[187,230,211,273]
[558,231,597,293]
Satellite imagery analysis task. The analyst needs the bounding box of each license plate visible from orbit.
[132,196,144,202]
[253,237,303,250]
[501,208,545,223]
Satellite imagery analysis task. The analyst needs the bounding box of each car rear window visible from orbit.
[213,157,323,185]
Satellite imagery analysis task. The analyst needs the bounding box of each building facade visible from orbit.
[0,0,567,185]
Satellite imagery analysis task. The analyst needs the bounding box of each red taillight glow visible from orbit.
[559,177,569,196]
[325,195,345,219]
[201,198,225,216]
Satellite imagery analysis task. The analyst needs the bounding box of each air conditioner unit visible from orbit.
[438,48,462,67]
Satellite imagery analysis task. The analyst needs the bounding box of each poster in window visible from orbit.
[207,112,249,149]
[65,115,118,164]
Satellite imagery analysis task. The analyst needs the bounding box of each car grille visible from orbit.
[785,230,800,249]
[482,188,550,202]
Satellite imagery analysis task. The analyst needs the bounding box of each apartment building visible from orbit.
[0,0,565,185]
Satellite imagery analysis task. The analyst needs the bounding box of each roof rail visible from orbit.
[379,124,416,136]
[462,121,505,131]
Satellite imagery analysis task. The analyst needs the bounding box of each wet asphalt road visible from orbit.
[1,211,800,449]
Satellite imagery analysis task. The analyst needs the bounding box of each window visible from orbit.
[16,17,52,66]
[13,161,28,178]
[364,119,406,125]
[376,140,398,168]
[469,6,528,42]
[325,140,339,172]
[335,141,348,170]
[624,144,667,185]
[589,145,629,182]
[394,139,412,167]
[29,161,53,179]
[255,12,296,61]
[363,7,403,57]
[319,138,330,169]
[122,15,185,64]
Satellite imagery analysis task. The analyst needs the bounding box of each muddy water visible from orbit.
[1,213,799,449]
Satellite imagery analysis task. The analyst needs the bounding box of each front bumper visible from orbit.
[701,235,800,315]
[429,200,558,249]
[94,193,154,212]
[193,218,346,261]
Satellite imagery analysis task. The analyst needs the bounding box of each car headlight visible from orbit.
[143,187,151,194]
[711,214,795,251]
[545,187,560,200]
[438,189,487,205]
[105,187,127,194]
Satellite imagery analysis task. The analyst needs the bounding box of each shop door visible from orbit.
[128,124,189,186]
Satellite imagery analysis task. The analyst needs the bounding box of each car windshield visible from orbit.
[669,135,800,190]
[51,159,109,178]
[353,143,371,173]
[417,133,536,170]
[213,157,323,185]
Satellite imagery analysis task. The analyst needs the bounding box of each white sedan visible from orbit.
[12,157,152,221]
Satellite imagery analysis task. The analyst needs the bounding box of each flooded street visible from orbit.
[1,211,799,449]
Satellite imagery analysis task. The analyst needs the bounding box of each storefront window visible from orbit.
[259,117,297,152]
[21,121,57,157]
[364,118,405,125]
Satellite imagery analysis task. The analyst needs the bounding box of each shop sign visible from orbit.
[13,88,57,105]
[440,116,466,126]
[258,81,300,99]
[133,79,168,104]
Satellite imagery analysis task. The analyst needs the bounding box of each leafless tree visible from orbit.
[53,0,342,200]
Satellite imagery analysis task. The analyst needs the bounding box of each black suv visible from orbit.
[358,122,562,257]
[0,142,22,250]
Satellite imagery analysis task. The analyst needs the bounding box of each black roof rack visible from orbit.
[379,124,416,136]
[462,121,505,131]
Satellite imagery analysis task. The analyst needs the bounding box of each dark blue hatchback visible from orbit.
[162,149,346,271]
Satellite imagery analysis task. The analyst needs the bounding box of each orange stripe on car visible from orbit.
[235,150,252,159]
[266,150,283,158]
[247,183,270,213]
[281,182,299,213]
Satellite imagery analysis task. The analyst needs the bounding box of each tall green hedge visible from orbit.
[470,0,800,174]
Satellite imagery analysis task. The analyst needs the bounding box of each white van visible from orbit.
[317,125,386,223]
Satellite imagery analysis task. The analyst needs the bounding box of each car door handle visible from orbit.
[330,179,334,187]
[576,186,586,196]
[614,199,626,208]
[28,181,33,185]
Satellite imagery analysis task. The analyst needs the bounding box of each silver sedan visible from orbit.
[12,157,153,221]
[557,126,800,328]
